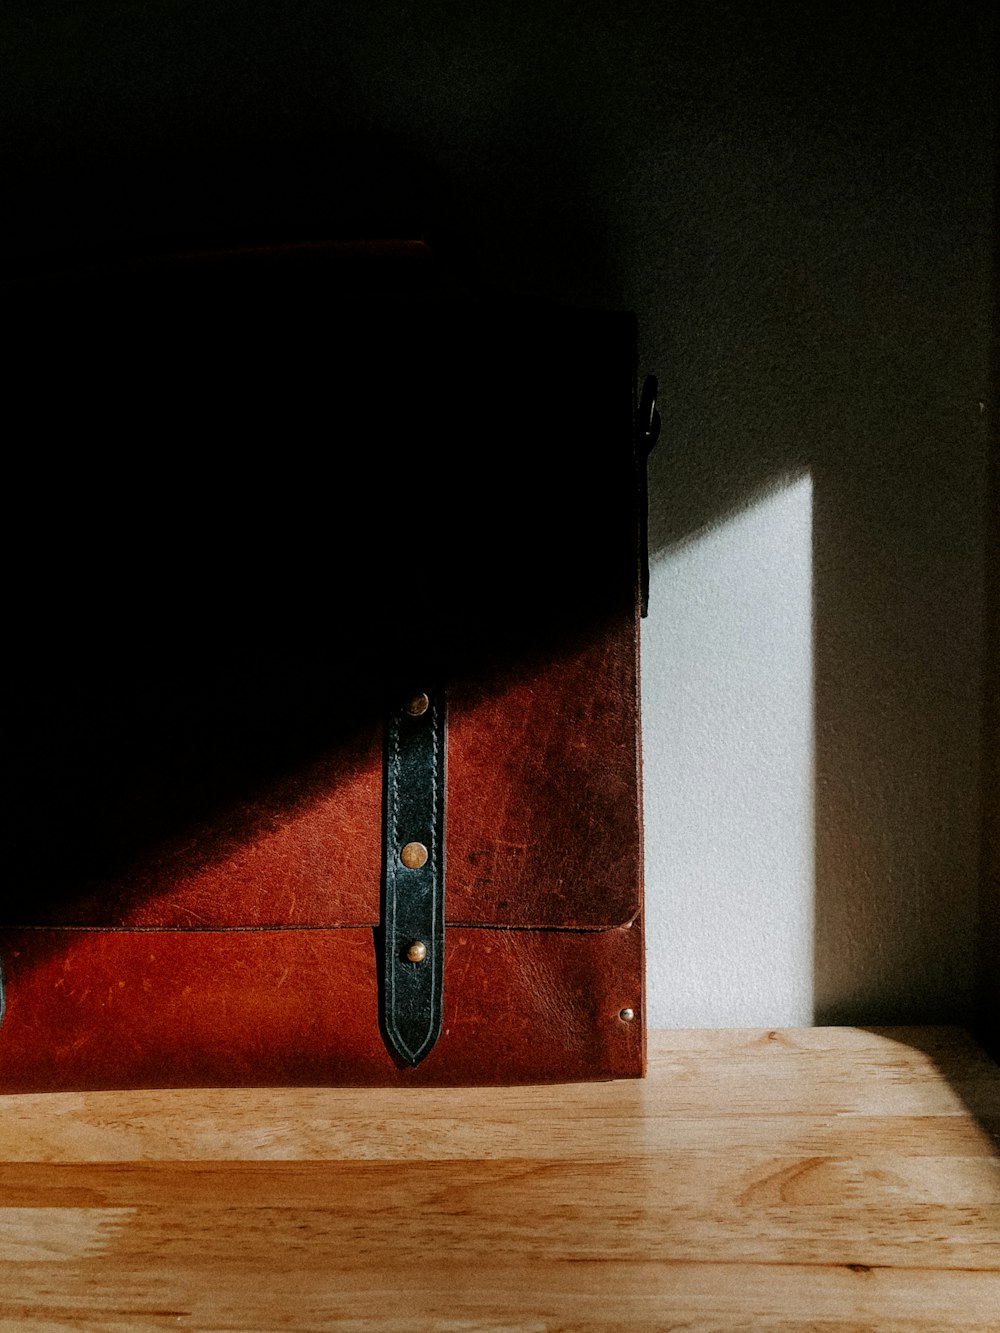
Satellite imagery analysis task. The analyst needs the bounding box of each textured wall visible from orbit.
[4,3,994,1027]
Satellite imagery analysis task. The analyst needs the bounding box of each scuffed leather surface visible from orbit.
[3,627,638,933]
[447,616,640,929]
[0,924,644,1091]
[3,627,639,933]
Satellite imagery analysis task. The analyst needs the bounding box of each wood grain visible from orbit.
[0,1027,997,1331]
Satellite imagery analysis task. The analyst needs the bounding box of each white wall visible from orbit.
[644,478,815,1027]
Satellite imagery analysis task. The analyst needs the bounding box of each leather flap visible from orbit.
[5,272,640,935]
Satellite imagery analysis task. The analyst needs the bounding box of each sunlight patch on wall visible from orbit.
[642,474,814,1028]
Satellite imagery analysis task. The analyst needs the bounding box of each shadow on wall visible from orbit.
[639,41,991,1030]
[644,113,991,1028]
[645,227,989,1034]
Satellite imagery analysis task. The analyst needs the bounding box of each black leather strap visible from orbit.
[636,374,661,619]
[382,688,445,1065]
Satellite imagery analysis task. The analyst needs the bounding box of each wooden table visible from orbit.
[0,1027,997,1330]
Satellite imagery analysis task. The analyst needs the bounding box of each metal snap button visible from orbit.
[400,841,428,870]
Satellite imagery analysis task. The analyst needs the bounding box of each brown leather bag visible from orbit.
[0,241,653,1088]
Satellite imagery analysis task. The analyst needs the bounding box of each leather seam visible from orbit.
[386,703,401,1043]
[429,693,441,1037]
[1,920,629,933]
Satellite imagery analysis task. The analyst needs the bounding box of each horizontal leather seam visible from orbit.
[0,919,639,935]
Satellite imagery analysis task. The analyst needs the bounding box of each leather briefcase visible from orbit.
[0,240,656,1089]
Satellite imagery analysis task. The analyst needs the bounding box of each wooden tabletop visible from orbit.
[0,1026,997,1331]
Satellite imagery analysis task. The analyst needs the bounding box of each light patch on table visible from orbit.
[0,1207,133,1261]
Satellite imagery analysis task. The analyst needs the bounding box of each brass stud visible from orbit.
[619,1008,636,1022]
[405,693,430,717]
[406,941,428,964]
[400,841,428,870]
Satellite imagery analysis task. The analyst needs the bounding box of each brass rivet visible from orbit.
[406,941,428,964]
[400,841,428,870]
[619,1008,635,1022]
[405,693,430,717]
